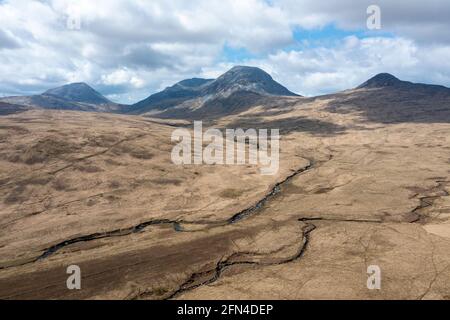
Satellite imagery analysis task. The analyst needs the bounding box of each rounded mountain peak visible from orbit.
[358,73,402,89]
[222,66,273,82]
[204,65,297,96]
[44,82,111,104]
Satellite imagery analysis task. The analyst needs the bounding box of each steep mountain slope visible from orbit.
[128,66,299,119]
[0,83,124,113]
[128,78,214,114]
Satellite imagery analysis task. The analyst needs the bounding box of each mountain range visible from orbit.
[2,66,450,121]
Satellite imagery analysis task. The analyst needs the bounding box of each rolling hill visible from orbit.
[0,83,124,113]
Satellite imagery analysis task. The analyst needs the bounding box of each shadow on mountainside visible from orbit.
[0,102,29,116]
[324,86,450,124]
[227,115,346,136]
[155,91,270,120]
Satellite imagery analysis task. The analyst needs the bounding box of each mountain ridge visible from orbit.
[2,69,450,118]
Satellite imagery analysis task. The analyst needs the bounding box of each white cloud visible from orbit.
[0,0,449,102]
[101,68,144,88]
[275,0,450,44]
[0,0,293,100]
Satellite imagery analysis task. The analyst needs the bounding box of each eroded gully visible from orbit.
[0,155,329,270]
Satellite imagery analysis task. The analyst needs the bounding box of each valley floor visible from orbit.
[1,101,450,299]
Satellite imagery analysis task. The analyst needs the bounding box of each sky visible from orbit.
[0,0,450,104]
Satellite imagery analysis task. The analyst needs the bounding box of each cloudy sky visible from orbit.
[0,0,449,103]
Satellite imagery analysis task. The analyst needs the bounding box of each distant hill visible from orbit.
[357,73,404,89]
[0,101,31,115]
[325,73,450,123]
[44,82,112,105]
[0,83,125,113]
[358,73,450,92]
[127,66,299,119]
